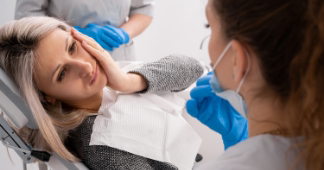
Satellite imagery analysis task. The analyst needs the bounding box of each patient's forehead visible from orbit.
[34,29,69,86]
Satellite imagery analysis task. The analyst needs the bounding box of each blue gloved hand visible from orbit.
[74,23,124,51]
[186,72,248,149]
[104,25,129,45]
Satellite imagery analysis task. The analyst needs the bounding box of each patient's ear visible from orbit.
[44,96,56,105]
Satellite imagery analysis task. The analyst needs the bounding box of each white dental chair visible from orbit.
[0,68,89,170]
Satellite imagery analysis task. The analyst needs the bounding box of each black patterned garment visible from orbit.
[65,55,204,170]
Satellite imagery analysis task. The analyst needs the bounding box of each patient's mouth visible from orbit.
[90,63,98,85]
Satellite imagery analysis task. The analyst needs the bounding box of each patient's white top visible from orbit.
[196,134,302,170]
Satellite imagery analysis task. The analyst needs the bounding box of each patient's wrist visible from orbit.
[124,73,148,93]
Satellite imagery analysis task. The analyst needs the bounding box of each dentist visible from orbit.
[15,0,154,61]
[187,0,324,169]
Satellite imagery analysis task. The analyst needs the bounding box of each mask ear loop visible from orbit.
[200,35,211,50]
[236,48,251,93]
[211,42,232,70]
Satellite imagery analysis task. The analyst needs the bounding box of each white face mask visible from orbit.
[209,42,251,118]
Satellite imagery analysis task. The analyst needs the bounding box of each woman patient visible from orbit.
[0,17,203,169]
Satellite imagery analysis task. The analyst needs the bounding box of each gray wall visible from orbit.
[0,0,16,26]
[0,0,223,169]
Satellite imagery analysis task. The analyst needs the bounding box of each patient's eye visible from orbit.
[205,24,210,28]
[57,68,66,82]
[69,41,76,54]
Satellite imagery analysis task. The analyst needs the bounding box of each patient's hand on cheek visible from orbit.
[71,28,148,93]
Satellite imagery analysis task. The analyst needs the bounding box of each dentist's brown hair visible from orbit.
[212,0,324,169]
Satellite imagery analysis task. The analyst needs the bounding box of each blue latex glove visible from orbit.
[186,72,248,149]
[74,23,124,51]
[104,25,129,45]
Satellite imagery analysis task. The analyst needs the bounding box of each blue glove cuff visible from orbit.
[222,119,248,150]
[120,28,130,44]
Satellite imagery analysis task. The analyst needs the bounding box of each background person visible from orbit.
[15,0,154,61]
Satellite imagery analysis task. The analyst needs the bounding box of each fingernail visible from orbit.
[82,41,87,45]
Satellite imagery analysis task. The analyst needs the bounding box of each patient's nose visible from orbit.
[75,61,92,78]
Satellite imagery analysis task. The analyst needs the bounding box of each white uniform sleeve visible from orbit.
[15,0,49,20]
[130,0,155,17]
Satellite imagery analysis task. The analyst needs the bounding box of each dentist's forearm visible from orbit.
[121,14,152,39]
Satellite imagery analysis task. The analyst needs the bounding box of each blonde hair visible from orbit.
[0,17,88,162]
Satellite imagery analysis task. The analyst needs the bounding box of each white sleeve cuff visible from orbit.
[130,2,155,17]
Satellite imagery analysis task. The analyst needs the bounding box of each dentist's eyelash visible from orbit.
[57,68,66,82]
[205,24,210,28]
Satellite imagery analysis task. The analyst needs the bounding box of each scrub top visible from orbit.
[15,0,155,61]
[196,134,302,170]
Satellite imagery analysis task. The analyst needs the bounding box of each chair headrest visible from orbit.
[0,68,38,129]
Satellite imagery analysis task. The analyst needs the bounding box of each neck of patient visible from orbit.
[63,90,103,113]
[246,92,287,137]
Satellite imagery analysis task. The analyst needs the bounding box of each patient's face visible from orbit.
[34,28,107,107]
